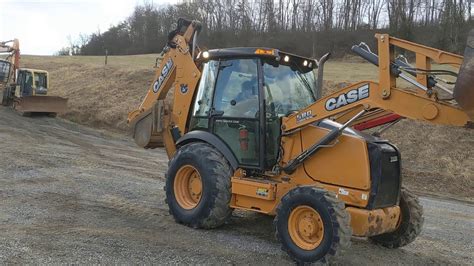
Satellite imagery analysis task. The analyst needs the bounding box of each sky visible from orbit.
[0,0,177,55]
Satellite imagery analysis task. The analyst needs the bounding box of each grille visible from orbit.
[367,142,401,209]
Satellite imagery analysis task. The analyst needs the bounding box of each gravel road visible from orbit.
[0,106,472,264]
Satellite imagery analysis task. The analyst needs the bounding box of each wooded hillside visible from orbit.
[66,0,472,58]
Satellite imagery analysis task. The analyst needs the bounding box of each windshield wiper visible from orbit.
[293,64,315,99]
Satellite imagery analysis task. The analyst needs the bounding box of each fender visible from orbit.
[176,130,239,170]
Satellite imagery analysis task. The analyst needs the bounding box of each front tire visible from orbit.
[165,142,233,229]
[274,187,352,264]
[369,187,424,248]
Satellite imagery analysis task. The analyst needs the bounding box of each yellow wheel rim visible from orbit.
[288,206,324,250]
[174,165,202,210]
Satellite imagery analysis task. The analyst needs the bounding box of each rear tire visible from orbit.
[274,187,352,264]
[165,142,233,229]
[369,187,424,248]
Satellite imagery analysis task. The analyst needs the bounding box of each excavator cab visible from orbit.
[189,48,318,169]
[0,59,11,83]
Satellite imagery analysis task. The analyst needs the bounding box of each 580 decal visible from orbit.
[325,84,369,111]
[153,58,174,93]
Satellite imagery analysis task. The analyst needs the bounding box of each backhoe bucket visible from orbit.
[130,100,165,148]
[454,29,474,120]
[14,96,68,114]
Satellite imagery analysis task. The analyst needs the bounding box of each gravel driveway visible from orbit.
[0,106,472,264]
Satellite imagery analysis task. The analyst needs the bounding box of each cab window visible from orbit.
[35,73,48,88]
[213,59,259,118]
[0,60,11,83]
[189,60,219,131]
[192,61,218,117]
[263,61,316,117]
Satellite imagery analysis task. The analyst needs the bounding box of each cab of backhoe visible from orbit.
[189,47,319,170]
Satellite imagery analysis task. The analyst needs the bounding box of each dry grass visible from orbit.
[22,54,158,131]
[21,55,473,200]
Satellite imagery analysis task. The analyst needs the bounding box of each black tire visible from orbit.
[369,187,424,248]
[274,187,352,264]
[165,142,233,229]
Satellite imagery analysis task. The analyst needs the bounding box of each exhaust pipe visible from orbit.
[454,29,474,120]
[315,52,330,99]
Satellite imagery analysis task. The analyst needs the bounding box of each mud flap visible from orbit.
[14,96,68,114]
[454,29,474,121]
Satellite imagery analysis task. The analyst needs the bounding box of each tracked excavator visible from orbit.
[0,39,67,116]
[128,19,473,263]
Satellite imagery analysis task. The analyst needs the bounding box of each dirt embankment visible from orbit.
[21,56,474,200]
[23,55,157,131]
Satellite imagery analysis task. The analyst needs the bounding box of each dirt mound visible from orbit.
[21,56,473,200]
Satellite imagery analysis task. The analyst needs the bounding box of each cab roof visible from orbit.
[197,47,318,69]
[19,68,48,74]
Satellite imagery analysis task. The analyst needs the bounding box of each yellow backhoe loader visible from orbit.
[0,39,67,116]
[128,19,473,263]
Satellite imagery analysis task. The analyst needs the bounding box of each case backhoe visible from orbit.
[0,39,67,116]
[128,19,473,263]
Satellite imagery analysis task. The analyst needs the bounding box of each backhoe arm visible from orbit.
[127,19,202,157]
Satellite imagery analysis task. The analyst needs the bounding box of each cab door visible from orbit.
[17,70,33,96]
[188,58,262,168]
[211,58,261,168]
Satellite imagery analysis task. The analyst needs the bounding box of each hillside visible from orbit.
[21,55,473,200]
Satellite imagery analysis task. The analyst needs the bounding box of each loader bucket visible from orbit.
[14,96,68,115]
[454,29,474,120]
